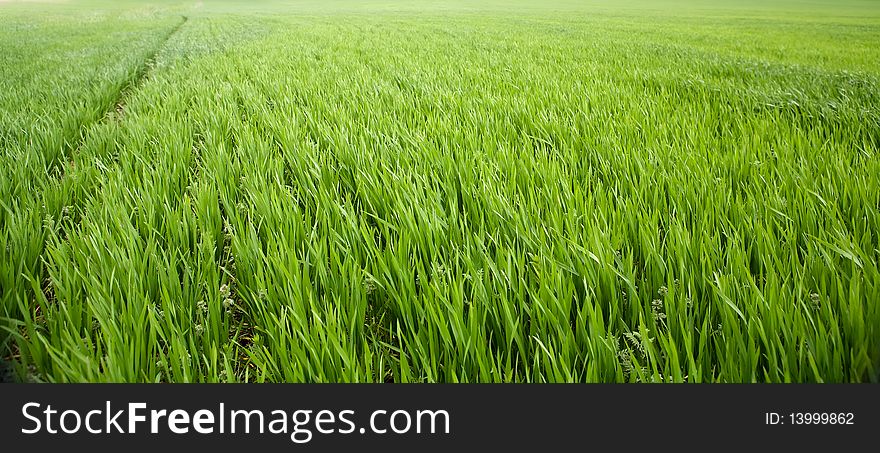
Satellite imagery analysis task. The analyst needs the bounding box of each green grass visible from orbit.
[1,0,878,383]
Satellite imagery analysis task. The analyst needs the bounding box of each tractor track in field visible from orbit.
[0,16,188,382]
[110,15,188,120]
[47,15,189,180]
[38,15,189,309]
[2,16,191,380]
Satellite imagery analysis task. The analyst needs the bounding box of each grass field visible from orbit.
[1,0,878,383]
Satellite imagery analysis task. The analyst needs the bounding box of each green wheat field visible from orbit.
[1,0,878,383]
